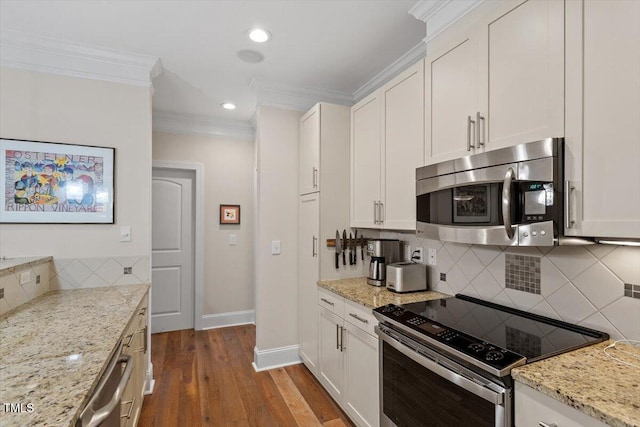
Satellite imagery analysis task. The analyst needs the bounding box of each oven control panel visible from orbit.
[375,304,525,370]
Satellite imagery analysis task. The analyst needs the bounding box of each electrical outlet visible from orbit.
[413,247,424,263]
[124,267,132,274]
[428,248,437,266]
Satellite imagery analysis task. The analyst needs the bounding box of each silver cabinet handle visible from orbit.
[502,167,516,240]
[339,326,345,352]
[321,298,334,306]
[336,324,340,350]
[312,236,317,257]
[373,201,378,224]
[84,354,134,427]
[120,396,135,419]
[312,167,318,189]
[565,180,575,229]
[379,201,384,224]
[349,313,369,324]
[467,115,476,151]
[539,423,557,427]
[476,112,485,146]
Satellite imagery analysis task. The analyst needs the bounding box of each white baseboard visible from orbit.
[201,309,255,330]
[252,345,301,372]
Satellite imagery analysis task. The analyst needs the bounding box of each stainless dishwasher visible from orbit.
[76,340,134,427]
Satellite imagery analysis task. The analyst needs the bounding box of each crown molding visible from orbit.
[249,78,353,112]
[0,30,162,88]
[353,41,426,103]
[153,110,255,141]
[410,0,484,43]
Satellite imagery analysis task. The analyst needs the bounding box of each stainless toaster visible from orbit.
[386,262,427,293]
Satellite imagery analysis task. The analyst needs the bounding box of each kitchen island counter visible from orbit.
[0,284,149,427]
[318,276,450,308]
[512,340,640,427]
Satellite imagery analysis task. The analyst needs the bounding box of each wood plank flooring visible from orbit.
[139,325,354,427]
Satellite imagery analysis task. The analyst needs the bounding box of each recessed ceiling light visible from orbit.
[221,102,236,110]
[248,27,271,43]
[237,49,265,64]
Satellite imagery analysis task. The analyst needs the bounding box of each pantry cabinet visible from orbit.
[564,0,640,239]
[317,289,379,427]
[350,59,424,230]
[298,102,356,375]
[515,382,607,427]
[299,193,320,373]
[425,0,564,164]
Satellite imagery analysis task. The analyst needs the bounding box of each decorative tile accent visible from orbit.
[624,283,640,299]
[505,254,541,294]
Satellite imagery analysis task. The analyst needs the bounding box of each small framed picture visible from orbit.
[220,204,240,224]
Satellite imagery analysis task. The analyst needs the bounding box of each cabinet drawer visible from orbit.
[344,299,377,336]
[318,288,344,317]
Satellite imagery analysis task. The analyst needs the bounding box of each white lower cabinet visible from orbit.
[515,382,607,427]
[317,289,380,427]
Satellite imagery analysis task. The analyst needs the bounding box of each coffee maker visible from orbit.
[366,239,402,287]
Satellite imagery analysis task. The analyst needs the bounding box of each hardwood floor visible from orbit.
[139,325,355,427]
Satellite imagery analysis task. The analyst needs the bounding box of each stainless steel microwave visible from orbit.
[416,138,589,246]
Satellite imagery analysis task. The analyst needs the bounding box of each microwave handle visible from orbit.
[502,167,516,240]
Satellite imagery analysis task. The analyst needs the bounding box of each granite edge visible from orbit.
[0,256,53,278]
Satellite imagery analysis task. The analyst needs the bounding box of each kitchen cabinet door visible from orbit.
[299,104,320,195]
[343,324,379,427]
[350,92,382,228]
[299,193,320,374]
[318,307,344,403]
[565,0,640,239]
[425,27,480,164]
[479,0,564,150]
[515,382,608,427]
[382,59,424,230]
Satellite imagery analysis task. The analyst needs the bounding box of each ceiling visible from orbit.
[0,0,425,125]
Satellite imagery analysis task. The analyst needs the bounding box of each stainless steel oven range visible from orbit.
[373,295,608,427]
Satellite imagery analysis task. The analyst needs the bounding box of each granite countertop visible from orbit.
[0,284,150,427]
[512,340,640,427]
[0,256,52,277]
[318,277,451,308]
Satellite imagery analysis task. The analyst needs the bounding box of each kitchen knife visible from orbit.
[335,230,341,269]
[342,230,347,265]
[349,232,354,265]
[353,230,357,265]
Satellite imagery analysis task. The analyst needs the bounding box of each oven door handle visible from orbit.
[378,328,504,405]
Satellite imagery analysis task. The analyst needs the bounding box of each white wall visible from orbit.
[152,131,254,316]
[382,231,640,342]
[254,106,302,354]
[0,67,152,260]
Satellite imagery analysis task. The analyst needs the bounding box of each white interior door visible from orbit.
[151,167,195,333]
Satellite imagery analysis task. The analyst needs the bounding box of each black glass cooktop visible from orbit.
[375,294,608,369]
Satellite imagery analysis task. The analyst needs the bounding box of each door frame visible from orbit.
[152,160,204,331]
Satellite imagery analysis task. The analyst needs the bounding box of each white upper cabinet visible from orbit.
[351,91,382,228]
[382,59,425,230]
[299,104,320,195]
[351,60,424,229]
[425,0,565,164]
[565,0,640,239]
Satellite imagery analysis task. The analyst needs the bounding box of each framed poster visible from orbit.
[220,204,240,224]
[0,139,115,223]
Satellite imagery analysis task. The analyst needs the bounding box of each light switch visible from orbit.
[271,240,281,255]
[230,234,237,246]
[120,226,132,242]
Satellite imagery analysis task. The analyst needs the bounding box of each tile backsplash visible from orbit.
[50,256,150,290]
[381,231,640,341]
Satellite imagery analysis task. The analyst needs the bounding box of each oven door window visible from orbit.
[382,342,496,427]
